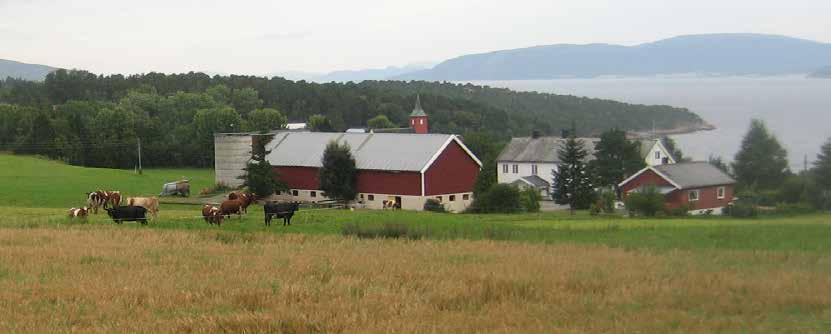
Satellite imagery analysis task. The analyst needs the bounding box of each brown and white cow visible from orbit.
[86,190,122,214]
[68,207,90,219]
[126,196,160,218]
[219,199,245,219]
[202,204,224,225]
[228,191,256,213]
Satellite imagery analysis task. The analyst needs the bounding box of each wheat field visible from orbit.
[1,226,829,333]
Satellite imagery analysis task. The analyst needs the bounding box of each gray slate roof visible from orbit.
[265,132,464,172]
[520,175,551,188]
[496,137,600,163]
[653,162,735,189]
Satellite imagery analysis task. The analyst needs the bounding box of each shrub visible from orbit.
[599,190,617,214]
[468,184,522,214]
[624,186,665,217]
[726,201,758,218]
[519,188,541,213]
[423,199,446,213]
[665,204,690,217]
[341,223,425,240]
[773,203,816,216]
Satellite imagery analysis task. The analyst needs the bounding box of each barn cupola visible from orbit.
[409,95,429,134]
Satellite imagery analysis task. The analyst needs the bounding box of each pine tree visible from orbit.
[240,134,287,197]
[552,124,596,212]
[815,137,831,190]
[319,140,358,201]
[732,119,789,190]
[591,128,645,188]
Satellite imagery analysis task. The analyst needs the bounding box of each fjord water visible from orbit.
[475,77,831,171]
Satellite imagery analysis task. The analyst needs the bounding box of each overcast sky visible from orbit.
[1,0,829,75]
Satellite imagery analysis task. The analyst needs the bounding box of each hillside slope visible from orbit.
[0,59,58,81]
[398,34,831,80]
[0,154,213,207]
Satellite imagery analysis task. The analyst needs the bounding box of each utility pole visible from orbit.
[137,137,143,175]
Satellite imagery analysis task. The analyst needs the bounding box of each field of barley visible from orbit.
[1,154,830,332]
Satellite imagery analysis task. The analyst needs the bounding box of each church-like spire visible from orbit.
[410,94,427,117]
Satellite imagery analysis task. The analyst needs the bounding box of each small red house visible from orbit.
[619,162,736,215]
[264,132,481,212]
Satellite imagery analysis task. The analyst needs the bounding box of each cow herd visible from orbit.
[67,189,300,227]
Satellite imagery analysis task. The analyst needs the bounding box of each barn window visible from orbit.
[717,187,725,199]
[512,164,519,174]
[276,190,281,195]
[463,194,470,201]
[502,164,508,173]
[310,191,317,198]
[420,119,423,125]
[531,165,538,175]
[436,196,443,202]
[368,195,375,201]
[449,195,456,202]
[688,190,700,202]
[292,190,299,196]
[360,194,364,199]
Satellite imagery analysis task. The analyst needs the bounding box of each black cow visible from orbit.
[105,206,148,225]
[263,202,300,226]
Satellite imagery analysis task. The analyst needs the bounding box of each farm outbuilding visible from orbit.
[264,132,482,212]
[619,162,736,215]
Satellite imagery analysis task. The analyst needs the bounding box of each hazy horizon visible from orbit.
[1,0,830,75]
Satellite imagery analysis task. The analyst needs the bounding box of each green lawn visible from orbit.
[0,154,214,208]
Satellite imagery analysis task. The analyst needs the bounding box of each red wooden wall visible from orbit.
[424,140,480,195]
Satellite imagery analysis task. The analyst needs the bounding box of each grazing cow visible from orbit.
[219,199,244,219]
[86,190,122,214]
[105,206,148,224]
[228,191,256,213]
[201,204,224,225]
[126,196,160,218]
[68,207,90,219]
[263,201,300,226]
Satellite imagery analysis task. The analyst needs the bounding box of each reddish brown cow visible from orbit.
[228,191,256,213]
[201,204,224,225]
[219,199,244,219]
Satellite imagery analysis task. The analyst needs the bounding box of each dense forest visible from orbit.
[0,70,703,168]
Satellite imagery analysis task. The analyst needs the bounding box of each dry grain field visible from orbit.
[1,155,830,332]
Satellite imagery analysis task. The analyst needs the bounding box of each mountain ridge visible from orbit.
[395,33,831,80]
[0,58,59,81]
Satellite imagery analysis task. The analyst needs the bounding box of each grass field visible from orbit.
[1,154,831,332]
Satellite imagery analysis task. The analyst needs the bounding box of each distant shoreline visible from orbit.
[629,122,717,139]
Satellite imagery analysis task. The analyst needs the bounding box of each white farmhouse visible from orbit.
[496,135,675,197]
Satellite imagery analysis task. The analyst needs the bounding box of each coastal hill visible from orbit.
[809,66,831,78]
[396,34,831,81]
[0,58,59,81]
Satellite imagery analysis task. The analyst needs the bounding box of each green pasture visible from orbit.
[0,154,214,208]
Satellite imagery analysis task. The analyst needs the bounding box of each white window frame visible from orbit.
[502,164,508,173]
[717,186,725,199]
[688,190,700,202]
[512,164,519,174]
[531,165,538,175]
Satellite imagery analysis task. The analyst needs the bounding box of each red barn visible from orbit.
[619,162,736,215]
[265,132,482,212]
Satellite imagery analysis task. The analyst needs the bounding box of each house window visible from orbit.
[368,194,375,201]
[717,187,725,199]
[502,164,508,173]
[292,190,299,196]
[512,164,519,174]
[654,151,661,160]
[531,165,538,175]
[688,190,700,202]
[449,195,456,202]
[436,196,443,202]
[463,194,470,201]
[310,191,317,198]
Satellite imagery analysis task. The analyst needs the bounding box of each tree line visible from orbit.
[1,69,703,168]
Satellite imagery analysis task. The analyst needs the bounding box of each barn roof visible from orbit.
[619,162,735,189]
[265,132,480,172]
[496,137,600,163]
